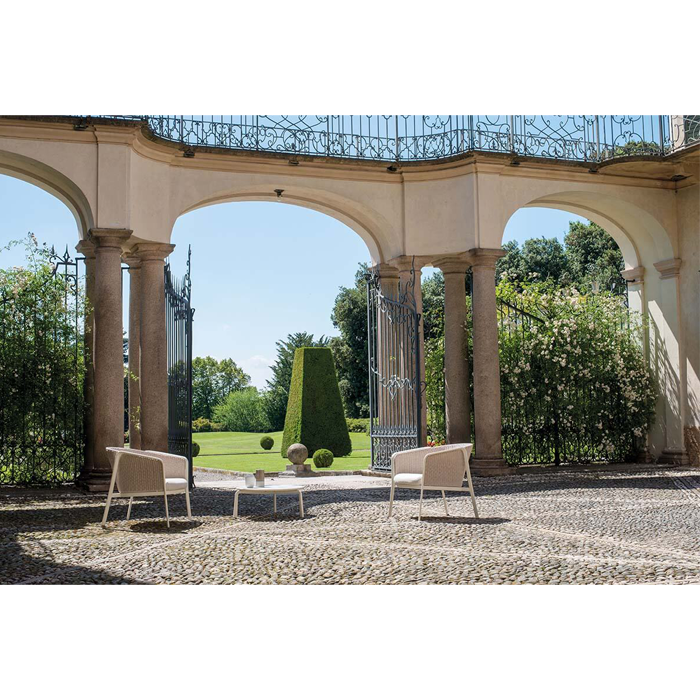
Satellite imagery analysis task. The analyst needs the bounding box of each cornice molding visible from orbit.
[653,258,682,279]
[621,266,645,284]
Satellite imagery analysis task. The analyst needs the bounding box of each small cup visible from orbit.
[244,474,255,488]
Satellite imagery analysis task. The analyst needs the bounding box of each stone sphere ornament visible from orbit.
[287,443,308,465]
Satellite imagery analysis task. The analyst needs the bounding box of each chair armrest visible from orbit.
[423,446,468,488]
[145,450,189,480]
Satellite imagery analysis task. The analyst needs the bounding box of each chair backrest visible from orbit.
[422,443,473,488]
[108,449,165,495]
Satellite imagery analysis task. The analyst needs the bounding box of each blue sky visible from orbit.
[0,174,587,387]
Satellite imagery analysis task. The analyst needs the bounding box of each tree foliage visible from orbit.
[496,222,625,294]
[213,387,272,433]
[0,236,85,484]
[330,265,369,418]
[264,332,329,430]
[192,356,250,420]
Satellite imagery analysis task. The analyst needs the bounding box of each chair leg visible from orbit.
[388,482,395,518]
[164,493,170,528]
[419,487,424,521]
[442,490,448,516]
[465,466,478,519]
[126,497,133,521]
[233,491,239,517]
[298,491,304,518]
[185,490,192,520]
[101,458,119,528]
[101,492,113,528]
[274,493,277,514]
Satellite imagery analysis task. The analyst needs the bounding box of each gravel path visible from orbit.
[2,469,700,584]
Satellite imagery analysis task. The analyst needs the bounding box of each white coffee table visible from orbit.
[233,484,304,518]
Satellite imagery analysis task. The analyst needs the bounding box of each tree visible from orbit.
[520,237,570,284]
[264,332,329,430]
[213,387,272,433]
[564,221,625,295]
[330,265,369,418]
[421,270,445,342]
[281,347,352,458]
[192,356,250,421]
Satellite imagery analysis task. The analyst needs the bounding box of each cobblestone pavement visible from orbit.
[2,469,700,584]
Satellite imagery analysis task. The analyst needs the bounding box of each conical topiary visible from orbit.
[281,347,352,458]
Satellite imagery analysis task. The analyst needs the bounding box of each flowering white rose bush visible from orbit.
[498,281,655,465]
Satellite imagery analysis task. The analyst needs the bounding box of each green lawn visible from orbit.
[192,431,371,472]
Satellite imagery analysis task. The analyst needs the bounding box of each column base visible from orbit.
[470,458,516,476]
[657,449,689,466]
[76,472,112,493]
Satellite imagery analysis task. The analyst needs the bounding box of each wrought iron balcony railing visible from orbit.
[79,115,700,164]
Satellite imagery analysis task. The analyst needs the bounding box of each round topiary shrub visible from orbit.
[192,442,201,458]
[313,449,334,469]
[260,435,274,451]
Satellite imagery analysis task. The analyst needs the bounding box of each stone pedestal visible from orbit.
[279,463,313,477]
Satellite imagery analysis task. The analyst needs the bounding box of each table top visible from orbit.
[235,484,303,494]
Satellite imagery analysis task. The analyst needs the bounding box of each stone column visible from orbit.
[133,242,175,452]
[76,240,96,483]
[434,255,472,445]
[469,248,511,474]
[124,255,142,450]
[88,228,131,491]
[392,256,428,445]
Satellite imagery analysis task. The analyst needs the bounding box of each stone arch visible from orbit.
[173,184,398,264]
[502,189,675,272]
[0,149,94,238]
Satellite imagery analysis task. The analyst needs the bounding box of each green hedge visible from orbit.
[281,347,352,458]
[346,418,369,433]
[313,449,334,468]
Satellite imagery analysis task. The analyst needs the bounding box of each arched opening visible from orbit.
[0,150,94,240]
[500,200,684,464]
[158,200,379,474]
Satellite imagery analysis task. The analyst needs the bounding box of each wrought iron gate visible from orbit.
[0,246,84,485]
[165,248,194,488]
[366,266,423,471]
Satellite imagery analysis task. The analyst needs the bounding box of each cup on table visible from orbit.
[244,474,256,488]
[255,469,265,487]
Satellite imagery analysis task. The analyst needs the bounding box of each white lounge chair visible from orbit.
[388,443,478,521]
[102,447,192,528]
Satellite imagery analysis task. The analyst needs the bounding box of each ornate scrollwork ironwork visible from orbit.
[73,115,698,163]
[366,260,423,471]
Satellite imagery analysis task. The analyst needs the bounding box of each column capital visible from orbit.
[122,254,142,270]
[89,228,133,249]
[621,266,645,284]
[468,248,507,269]
[75,239,96,259]
[370,262,400,279]
[653,258,682,279]
[433,253,471,275]
[387,254,433,272]
[132,242,176,262]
